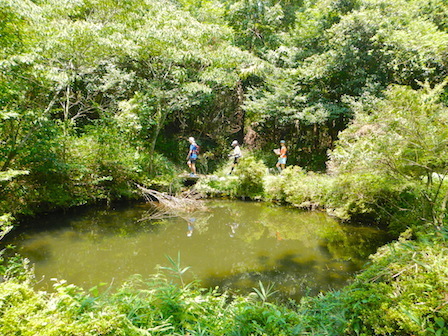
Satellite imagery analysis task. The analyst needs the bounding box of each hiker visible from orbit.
[186,137,198,177]
[228,140,242,174]
[275,140,287,172]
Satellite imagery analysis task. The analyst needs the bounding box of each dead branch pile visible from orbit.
[136,185,206,219]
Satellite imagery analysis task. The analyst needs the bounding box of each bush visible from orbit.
[343,232,448,336]
[195,155,267,199]
[0,280,142,336]
[66,126,144,203]
[294,291,348,336]
[235,156,267,199]
[263,174,286,202]
[326,172,425,232]
[280,166,333,210]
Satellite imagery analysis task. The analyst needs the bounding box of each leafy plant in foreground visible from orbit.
[160,252,192,289]
[252,281,278,303]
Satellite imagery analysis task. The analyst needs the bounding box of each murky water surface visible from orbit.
[8,200,390,300]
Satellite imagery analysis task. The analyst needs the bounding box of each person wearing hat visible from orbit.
[228,140,242,174]
[276,140,287,172]
[186,136,199,177]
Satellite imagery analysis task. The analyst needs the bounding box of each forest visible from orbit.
[0,0,448,335]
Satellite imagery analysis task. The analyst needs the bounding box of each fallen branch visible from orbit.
[136,185,206,219]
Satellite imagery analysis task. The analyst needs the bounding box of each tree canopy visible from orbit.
[0,0,447,212]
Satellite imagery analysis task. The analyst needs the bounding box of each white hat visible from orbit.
[231,140,238,146]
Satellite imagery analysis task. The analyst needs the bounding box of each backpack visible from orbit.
[193,144,200,155]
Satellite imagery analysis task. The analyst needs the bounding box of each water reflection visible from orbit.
[7,200,390,301]
[227,222,239,237]
[187,218,195,237]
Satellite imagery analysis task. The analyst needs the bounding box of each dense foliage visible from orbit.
[199,83,448,235]
[0,0,262,215]
[1,0,448,334]
[343,232,448,336]
[1,0,447,216]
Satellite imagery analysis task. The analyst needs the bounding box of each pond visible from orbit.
[7,200,390,301]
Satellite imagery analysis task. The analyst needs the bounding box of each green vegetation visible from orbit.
[2,231,445,335]
[197,155,267,199]
[344,232,448,336]
[1,0,447,334]
[0,269,332,335]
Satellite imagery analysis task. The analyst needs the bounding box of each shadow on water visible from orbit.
[202,251,359,302]
[5,200,391,301]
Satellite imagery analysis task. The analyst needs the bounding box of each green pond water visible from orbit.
[8,200,390,300]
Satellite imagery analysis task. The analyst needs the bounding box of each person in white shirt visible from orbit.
[229,140,242,175]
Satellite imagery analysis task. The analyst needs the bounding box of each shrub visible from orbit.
[326,172,425,232]
[0,280,143,336]
[230,299,302,336]
[294,291,348,336]
[66,127,144,203]
[195,155,267,199]
[343,232,448,336]
[235,156,267,199]
[195,174,241,197]
[280,166,333,210]
[263,174,286,202]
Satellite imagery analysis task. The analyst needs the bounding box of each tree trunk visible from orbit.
[1,151,17,172]
[148,100,168,174]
